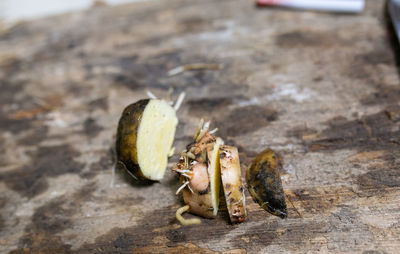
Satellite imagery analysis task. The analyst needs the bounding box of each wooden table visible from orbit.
[0,0,399,253]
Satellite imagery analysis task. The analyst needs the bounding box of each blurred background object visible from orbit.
[0,0,142,22]
[389,0,400,43]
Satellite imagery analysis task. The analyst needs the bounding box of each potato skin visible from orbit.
[183,187,214,218]
[116,99,149,180]
[180,156,215,218]
[186,132,216,162]
[246,148,287,218]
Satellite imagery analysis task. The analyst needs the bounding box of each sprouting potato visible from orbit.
[246,148,287,218]
[173,119,250,225]
[180,138,223,219]
[116,99,178,181]
[182,162,214,218]
[219,145,246,223]
[173,121,223,224]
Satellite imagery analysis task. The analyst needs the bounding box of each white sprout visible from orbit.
[209,128,218,135]
[203,121,210,131]
[175,169,191,174]
[174,92,186,111]
[168,63,222,77]
[201,149,207,162]
[146,90,157,99]
[181,173,192,178]
[176,180,189,195]
[168,66,184,76]
[193,118,204,140]
[195,120,211,142]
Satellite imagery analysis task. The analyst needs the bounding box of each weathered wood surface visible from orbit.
[0,0,399,253]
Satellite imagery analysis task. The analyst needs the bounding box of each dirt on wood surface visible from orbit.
[0,0,399,253]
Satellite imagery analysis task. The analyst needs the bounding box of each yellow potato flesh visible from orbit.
[207,137,223,217]
[137,99,178,180]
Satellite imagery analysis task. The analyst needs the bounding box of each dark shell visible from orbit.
[116,99,150,181]
[246,148,287,218]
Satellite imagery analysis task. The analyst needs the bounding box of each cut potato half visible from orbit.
[219,145,246,223]
[116,99,178,181]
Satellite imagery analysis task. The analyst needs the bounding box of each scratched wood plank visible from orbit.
[0,0,399,253]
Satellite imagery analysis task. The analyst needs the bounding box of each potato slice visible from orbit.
[116,99,178,181]
[219,145,246,223]
[207,137,223,217]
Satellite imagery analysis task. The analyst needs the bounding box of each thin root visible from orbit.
[123,164,138,180]
[168,63,222,76]
[117,161,138,180]
[286,194,302,218]
[181,173,192,179]
[176,205,201,226]
[176,180,189,195]
[187,183,194,193]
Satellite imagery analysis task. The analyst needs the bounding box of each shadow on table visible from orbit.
[114,161,156,187]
